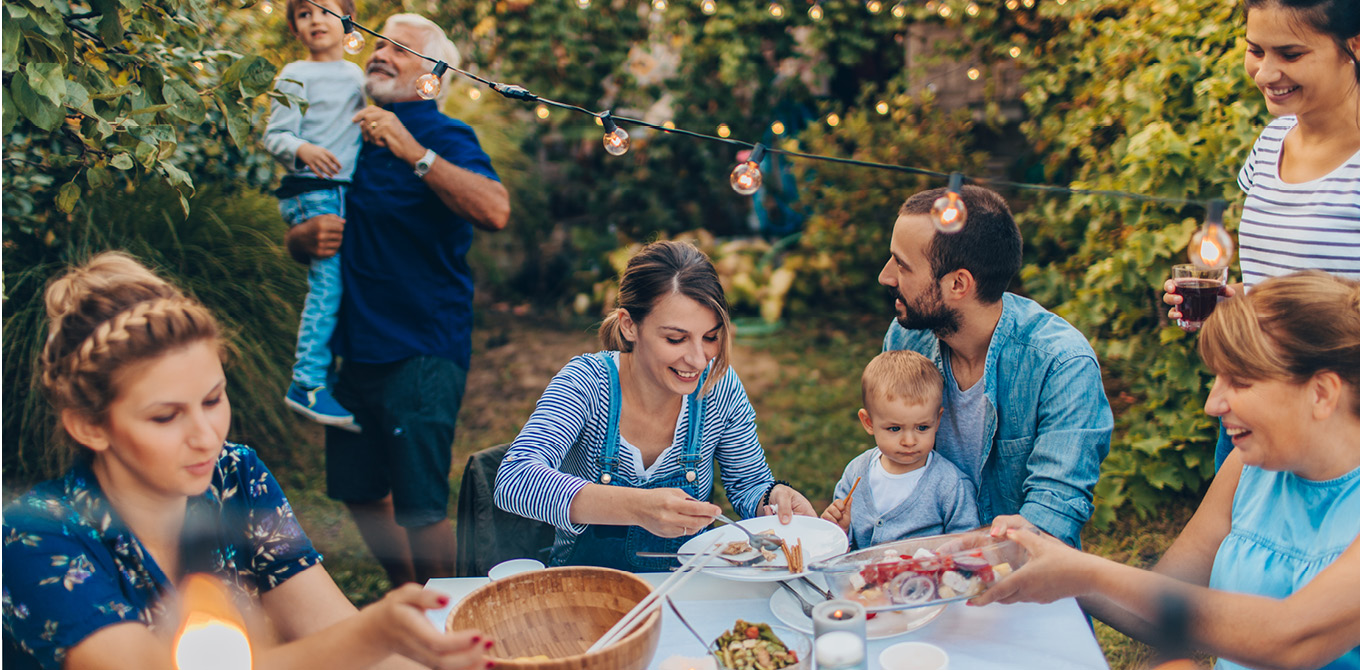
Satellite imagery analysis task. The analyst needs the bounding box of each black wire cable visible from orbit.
[294,0,1219,211]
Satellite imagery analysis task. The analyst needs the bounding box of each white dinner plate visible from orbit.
[769,575,946,640]
[677,515,849,582]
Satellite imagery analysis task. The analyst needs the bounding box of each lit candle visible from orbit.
[815,631,866,670]
[811,598,867,639]
[172,574,252,670]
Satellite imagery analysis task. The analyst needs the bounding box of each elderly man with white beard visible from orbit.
[285,13,510,586]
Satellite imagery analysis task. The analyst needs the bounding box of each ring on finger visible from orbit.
[370,122,378,129]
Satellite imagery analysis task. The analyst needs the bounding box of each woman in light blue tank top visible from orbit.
[971,271,1360,668]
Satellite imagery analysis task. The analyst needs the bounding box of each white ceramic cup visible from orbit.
[487,558,545,581]
[879,641,949,670]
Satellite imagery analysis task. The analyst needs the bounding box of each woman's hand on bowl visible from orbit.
[967,528,1091,607]
[363,583,489,669]
[640,488,723,537]
[761,484,817,524]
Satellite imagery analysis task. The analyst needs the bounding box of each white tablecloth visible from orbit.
[424,572,1109,670]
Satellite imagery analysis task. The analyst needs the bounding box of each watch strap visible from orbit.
[413,148,437,177]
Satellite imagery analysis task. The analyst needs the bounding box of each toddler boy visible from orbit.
[263,0,365,429]
[821,350,979,549]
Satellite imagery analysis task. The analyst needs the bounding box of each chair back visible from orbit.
[455,443,556,577]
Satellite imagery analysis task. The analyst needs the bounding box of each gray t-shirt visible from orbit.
[936,352,988,487]
[263,60,366,181]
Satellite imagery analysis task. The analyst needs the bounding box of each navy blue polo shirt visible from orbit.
[335,100,499,369]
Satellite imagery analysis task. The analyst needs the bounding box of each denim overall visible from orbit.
[559,353,708,572]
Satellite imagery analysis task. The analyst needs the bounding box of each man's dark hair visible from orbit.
[898,184,1022,304]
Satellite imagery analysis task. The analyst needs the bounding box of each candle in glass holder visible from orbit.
[815,631,866,670]
[812,599,867,639]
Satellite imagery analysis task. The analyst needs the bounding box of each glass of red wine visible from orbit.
[1172,264,1228,332]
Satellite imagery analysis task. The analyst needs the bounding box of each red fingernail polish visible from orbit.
[437,595,450,606]
[485,640,494,649]
[485,662,495,669]
[471,635,481,644]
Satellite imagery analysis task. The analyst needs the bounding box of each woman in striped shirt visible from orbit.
[1164,0,1360,468]
[494,240,815,571]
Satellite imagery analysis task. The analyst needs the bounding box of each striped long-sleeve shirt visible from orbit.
[1237,116,1360,288]
[494,351,776,559]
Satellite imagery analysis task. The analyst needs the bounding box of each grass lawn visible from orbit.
[281,308,1201,669]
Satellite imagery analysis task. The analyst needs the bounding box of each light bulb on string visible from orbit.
[652,0,667,11]
[600,112,630,156]
[875,100,889,115]
[771,120,785,135]
[866,0,883,14]
[341,17,365,54]
[938,3,953,17]
[891,2,908,18]
[966,1,979,15]
[1008,45,1022,58]
[663,120,676,130]
[925,0,937,11]
[931,173,968,233]
[1021,0,1034,7]
[826,113,840,127]
[259,0,274,14]
[1189,199,1234,271]
[808,2,823,19]
[702,0,717,13]
[468,88,481,101]
[717,123,731,138]
[1005,0,1018,9]
[414,61,447,100]
[768,1,785,17]
[577,0,590,7]
[535,104,550,119]
[730,144,766,196]
[967,67,980,80]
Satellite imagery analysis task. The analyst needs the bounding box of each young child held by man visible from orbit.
[821,350,979,549]
[263,0,365,430]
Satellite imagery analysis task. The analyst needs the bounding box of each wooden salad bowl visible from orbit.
[446,566,662,670]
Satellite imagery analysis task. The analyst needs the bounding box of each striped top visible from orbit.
[494,352,776,558]
[1237,116,1360,288]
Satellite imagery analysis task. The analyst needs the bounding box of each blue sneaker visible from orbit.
[285,383,360,432]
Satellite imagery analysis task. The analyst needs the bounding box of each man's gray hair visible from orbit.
[383,13,460,100]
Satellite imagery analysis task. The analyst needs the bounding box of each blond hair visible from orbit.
[599,240,732,397]
[40,252,223,434]
[1200,270,1360,417]
[861,350,944,412]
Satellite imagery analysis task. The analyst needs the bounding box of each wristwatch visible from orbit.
[413,148,437,178]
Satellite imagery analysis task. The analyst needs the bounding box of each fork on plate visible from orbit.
[711,512,785,552]
[635,551,767,567]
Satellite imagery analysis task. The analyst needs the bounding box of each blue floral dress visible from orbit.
[2,443,322,670]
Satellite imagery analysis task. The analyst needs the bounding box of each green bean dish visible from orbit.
[712,620,800,670]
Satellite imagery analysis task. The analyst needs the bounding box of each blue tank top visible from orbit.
[1210,463,1360,670]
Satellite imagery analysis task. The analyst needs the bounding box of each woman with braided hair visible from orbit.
[2,252,492,670]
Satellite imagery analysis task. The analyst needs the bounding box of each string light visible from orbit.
[768,1,785,17]
[926,0,938,11]
[259,0,274,14]
[577,0,590,8]
[966,1,980,16]
[273,0,1237,213]
[468,88,481,100]
[932,173,968,233]
[891,2,908,18]
[1005,0,1018,9]
[341,16,365,55]
[415,61,447,100]
[1022,0,1034,7]
[771,121,786,135]
[808,2,824,19]
[866,0,883,14]
[1190,200,1234,271]
[652,0,668,10]
[938,3,953,17]
[600,112,630,156]
[702,0,717,13]
[967,67,980,80]
[730,144,765,195]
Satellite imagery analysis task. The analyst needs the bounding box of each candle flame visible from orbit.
[173,575,252,670]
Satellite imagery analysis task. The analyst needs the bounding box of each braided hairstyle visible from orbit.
[40,252,223,441]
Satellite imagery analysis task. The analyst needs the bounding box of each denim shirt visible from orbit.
[883,293,1112,547]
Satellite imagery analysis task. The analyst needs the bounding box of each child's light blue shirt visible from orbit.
[833,447,980,550]
[263,60,365,181]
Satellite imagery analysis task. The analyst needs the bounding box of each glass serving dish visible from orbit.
[806,530,1029,614]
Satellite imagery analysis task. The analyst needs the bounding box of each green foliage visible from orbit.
[961,0,1262,524]
[2,184,309,482]
[2,0,301,232]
